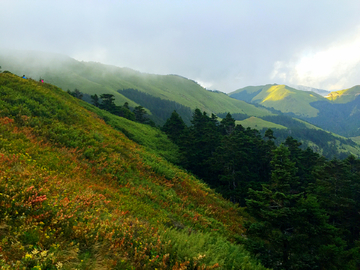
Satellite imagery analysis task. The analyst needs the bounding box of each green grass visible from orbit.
[351,136,360,144]
[236,116,287,130]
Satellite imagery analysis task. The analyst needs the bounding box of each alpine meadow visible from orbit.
[1,51,360,270]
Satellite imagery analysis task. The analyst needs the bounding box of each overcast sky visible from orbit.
[1,0,360,92]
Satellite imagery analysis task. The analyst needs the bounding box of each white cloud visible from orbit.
[195,79,213,90]
[271,28,360,90]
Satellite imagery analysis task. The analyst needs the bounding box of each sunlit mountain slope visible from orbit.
[0,72,267,269]
[229,84,326,117]
[325,85,360,103]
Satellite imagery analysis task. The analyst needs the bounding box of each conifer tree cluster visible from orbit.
[162,109,360,269]
[67,90,155,126]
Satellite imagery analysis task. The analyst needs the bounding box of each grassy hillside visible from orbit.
[236,116,287,130]
[0,50,272,118]
[351,136,360,144]
[325,85,360,103]
[0,72,267,269]
[230,84,326,117]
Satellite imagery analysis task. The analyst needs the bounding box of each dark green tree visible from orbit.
[219,112,235,135]
[90,94,100,107]
[182,109,221,178]
[99,94,117,114]
[133,106,155,126]
[118,102,135,121]
[123,102,130,110]
[162,110,187,145]
[207,126,273,204]
[67,89,83,99]
[245,144,347,269]
[311,157,360,252]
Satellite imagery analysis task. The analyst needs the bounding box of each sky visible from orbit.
[1,0,360,93]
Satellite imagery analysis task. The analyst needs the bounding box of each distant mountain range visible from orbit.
[1,49,360,158]
[229,84,360,137]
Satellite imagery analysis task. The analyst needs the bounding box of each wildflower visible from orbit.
[32,249,39,255]
[56,262,63,269]
[41,250,48,257]
[25,253,32,259]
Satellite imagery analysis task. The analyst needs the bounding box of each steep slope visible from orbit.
[0,50,272,117]
[230,83,360,138]
[305,96,360,137]
[229,84,326,117]
[0,72,267,269]
[325,85,360,103]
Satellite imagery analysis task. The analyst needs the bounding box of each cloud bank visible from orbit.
[1,0,360,92]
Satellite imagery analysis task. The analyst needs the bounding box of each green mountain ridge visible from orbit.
[0,72,268,269]
[0,50,271,118]
[230,83,360,138]
[325,85,360,103]
[229,84,326,118]
[1,50,360,158]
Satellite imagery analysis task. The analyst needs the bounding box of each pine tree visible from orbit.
[67,89,83,99]
[219,112,235,135]
[118,102,135,121]
[245,144,347,269]
[133,106,155,126]
[90,94,100,107]
[184,109,221,178]
[162,110,187,144]
[99,94,117,114]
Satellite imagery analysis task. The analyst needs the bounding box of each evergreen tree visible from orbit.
[207,126,272,205]
[99,94,117,114]
[183,109,221,178]
[162,110,187,145]
[311,158,360,251]
[118,102,135,121]
[133,106,155,126]
[245,144,347,269]
[219,112,235,135]
[90,94,100,107]
[284,137,323,192]
[67,89,83,99]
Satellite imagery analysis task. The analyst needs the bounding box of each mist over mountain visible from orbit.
[288,84,331,96]
[1,49,360,157]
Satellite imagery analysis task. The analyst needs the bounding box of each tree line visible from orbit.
[67,90,155,126]
[162,109,360,270]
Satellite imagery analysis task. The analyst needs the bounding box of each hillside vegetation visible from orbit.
[229,84,325,117]
[230,83,360,138]
[1,50,359,157]
[0,72,267,269]
[0,50,272,117]
[161,107,360,270]
[325,85,360,103]
[235,116,287,130]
